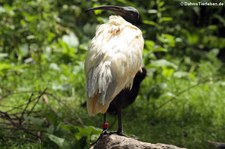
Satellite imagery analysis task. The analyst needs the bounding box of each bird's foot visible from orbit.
[91,129,108,146]
[101,129,108,135]
[108,131,126,137]
[91,130,127,146]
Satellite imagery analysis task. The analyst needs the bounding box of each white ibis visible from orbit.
[85,5,144,134]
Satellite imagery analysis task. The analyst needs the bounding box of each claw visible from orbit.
[91,129,108,146]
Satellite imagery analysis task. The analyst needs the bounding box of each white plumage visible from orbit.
[85,15,144,116]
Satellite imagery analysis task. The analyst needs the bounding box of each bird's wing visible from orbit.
[85,16,144,115]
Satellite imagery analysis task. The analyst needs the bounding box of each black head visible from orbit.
[86,5,141,25]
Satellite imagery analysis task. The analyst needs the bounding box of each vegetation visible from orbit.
[0,0,225,148]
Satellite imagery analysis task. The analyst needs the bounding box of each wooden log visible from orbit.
[208,140,225,149]
[91,134,186,149]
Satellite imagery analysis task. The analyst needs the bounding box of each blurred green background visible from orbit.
[0,0,225,148]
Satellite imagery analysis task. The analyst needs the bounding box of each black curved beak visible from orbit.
[86,5,125,14]
[86,5,141,25]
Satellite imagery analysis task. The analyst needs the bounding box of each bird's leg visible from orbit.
[104,113,107,123]
[102,113,109,134]
[91,114,109,145]
[117,107,123,135]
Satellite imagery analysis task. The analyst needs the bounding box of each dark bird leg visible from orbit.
[117,107,123,135]
[103,113,107,124]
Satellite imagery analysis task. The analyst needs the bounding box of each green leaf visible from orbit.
[173,71,189,78]
[47,134,65,147]
[145,40,155,51]
[159,1,165,7]
[162,67,175,77]
[154,45,168,52]
[187,33,199,45]
[0,53,8,59]
[159,17,173,23]
[143,20,159,27]
[158,34,175,47]
[62,32,79,48]
[0,63,11,71]
[151,59,177,69]
[75,126,101,140]
[161,92,176,98]
[147,9,157,14]
[92,4,103,15]
[74,126,102,143]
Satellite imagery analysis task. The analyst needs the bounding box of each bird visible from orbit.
[85,5,144,135]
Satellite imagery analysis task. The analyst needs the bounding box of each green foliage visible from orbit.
[0,0,225,148]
